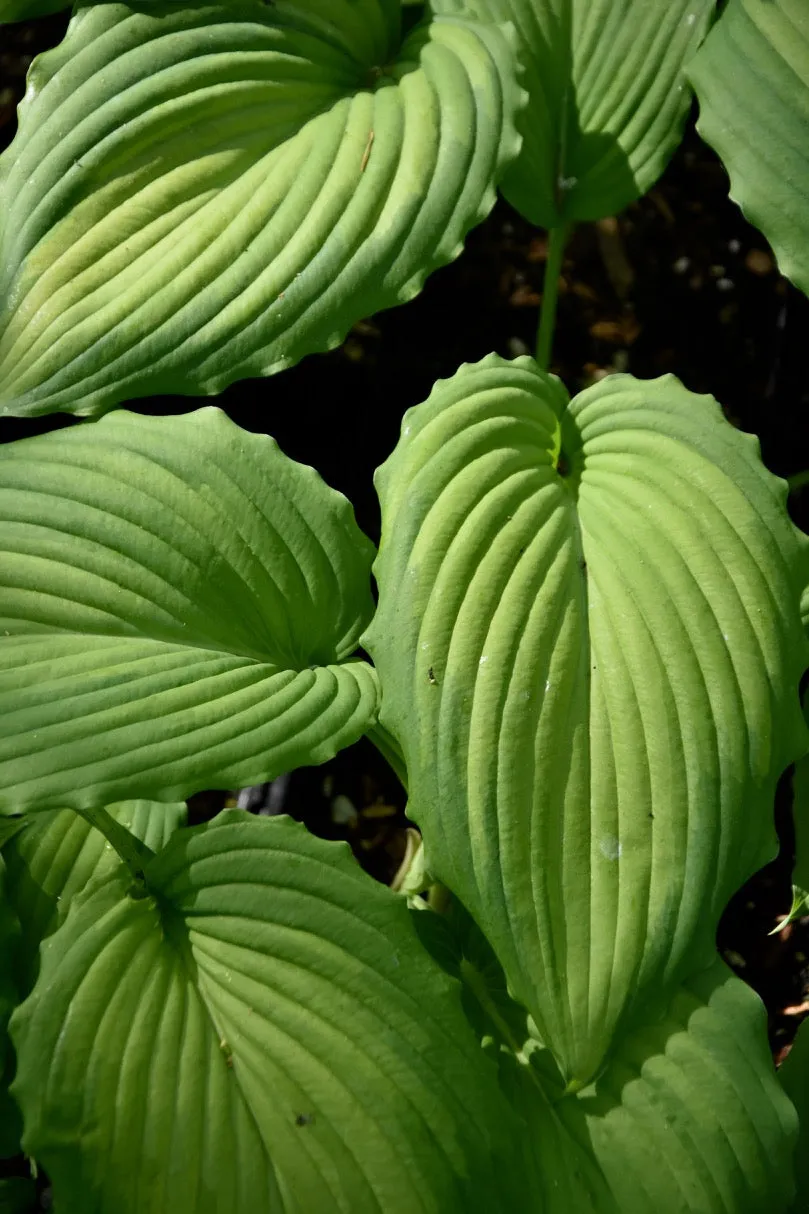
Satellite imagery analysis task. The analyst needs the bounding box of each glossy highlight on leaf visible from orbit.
[0,407,378,812]
[11,811,523,1214]
[430,0,713,227]
[689,0,809,300]
[366,354,809,1085]
[0,0,523,417]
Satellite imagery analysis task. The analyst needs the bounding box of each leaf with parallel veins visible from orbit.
[367,353,809,1085]
[0,407,378,812]
[0,0,523,416]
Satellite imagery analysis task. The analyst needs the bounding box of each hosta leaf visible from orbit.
[0,407,378,813]
[366,354,809,1085]
[3,799,186,994]
[0,0,522,418]
[430,0,712,227]
[502,960,796,1213]
[689,0,809,299]
[11,811,523,1214]
[0,856,22,1159]
[780,1016,809,1213]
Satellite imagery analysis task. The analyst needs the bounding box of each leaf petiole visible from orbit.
[71,804,155,889]
[535,224,570,371]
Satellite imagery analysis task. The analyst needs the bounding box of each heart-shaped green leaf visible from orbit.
[0,0,522,417]
[11,811,523,1214]
[0,407,378,813]
[688,0,809,300]
[503,960,796,1213]
[366,354,809,1086]
[430,0,713,227]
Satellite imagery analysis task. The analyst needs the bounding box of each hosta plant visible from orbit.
[0,1,808,1213]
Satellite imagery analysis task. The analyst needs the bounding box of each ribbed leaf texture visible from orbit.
[430,0,712,227]
[500,960,797,1213]
[0,408,378,812]
[366,354,809,1086]
[0,800,184,1160]
[689,0,809,300]
[10,811,524,1214]
[0,0,522,417]
[2,800,186,992]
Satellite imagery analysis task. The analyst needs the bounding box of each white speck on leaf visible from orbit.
[599,835,622,861]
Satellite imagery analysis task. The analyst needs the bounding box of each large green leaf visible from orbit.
[366,354,809,1085]
[688,0,809,300]
[430,0,713,227]
[0,856,22,1159]
[0,407,378,813]
[503,960,796,1213]
[780,1016,809,1213]
[11,811,523,1214]
[0,0,522,418]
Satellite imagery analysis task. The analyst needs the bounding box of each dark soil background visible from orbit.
[2,11,809,1202]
